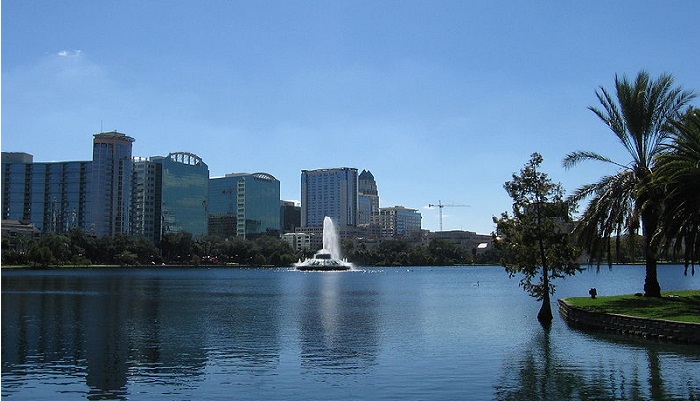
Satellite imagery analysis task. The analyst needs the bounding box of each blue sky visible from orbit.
[3,1,699,234]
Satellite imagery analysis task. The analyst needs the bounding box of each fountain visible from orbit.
[294,217,353,271]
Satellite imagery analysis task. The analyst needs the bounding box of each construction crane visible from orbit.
[428,200,470,231]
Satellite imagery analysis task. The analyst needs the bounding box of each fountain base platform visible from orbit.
[294,250,352,271]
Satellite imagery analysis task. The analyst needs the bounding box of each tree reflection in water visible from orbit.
[493,325,699,401]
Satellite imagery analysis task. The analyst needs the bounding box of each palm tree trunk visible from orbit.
[644,254,661,297]
[642,208,662,298]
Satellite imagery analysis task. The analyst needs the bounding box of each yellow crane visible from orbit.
[428,200,470,231]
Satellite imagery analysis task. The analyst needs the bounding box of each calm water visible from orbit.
[2,265,699,400]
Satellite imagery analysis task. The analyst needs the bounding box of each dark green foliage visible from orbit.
[160,231,194,263]
[26,245,56,267]
[344,238,483,267]
[10,227,500,267]
[115,251,138,266]
[494,153,581,323]
[655,109,700,274]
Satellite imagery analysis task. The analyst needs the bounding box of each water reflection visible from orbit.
[2,266,698,400]
[2,269,382,398]
[201,274,282,373]
[298,272,379,372]
[83,278,129,400]
[2,272,209,398]
[495,325,700,400]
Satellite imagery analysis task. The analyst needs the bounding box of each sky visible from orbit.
[3,1,699,234]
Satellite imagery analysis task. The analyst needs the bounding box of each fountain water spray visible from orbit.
[323,216,342,260]
[294,216,352,271]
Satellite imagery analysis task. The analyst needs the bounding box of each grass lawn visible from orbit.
[565,290,700,324]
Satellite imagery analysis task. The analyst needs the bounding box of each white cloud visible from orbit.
[57,49,82,57]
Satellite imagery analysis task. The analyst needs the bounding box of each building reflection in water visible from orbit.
[2,272,209,398]
[1,269,291,398]
[197,273,282,374]
[3,268,698,400]
[298,272,379,372]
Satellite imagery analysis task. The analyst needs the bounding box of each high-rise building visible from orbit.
[301,167,358,228]
[2,152,33,163]
[373,206,422,239]
[151,152,209,238]
[280,200,301,233]
[2,153,91,233]
[358,169,379,226]
[3,133,215,243]
[131,152,210,240]
[130,158,163,243]
[207,176,237,239]
[89,131,135,237]
[208,173,280,239]
[3,132,134,237]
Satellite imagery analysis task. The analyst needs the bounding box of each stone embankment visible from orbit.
[558,299,700,344]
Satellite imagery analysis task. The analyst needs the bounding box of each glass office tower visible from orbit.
[90,131,135,237]
[2,152,91,233]
[3,131,134,238]
[280,200,301,233]
[301,167,358,228]
[154,152,209,238]
[131,158,163,243]
[208,173,280,239]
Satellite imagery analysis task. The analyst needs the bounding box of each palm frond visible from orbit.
[562,151,627,170]
[654,109,700,264]
[566,71,696,270]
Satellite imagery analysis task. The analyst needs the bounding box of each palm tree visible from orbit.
[655,109,700,274]
[563,71,696,297]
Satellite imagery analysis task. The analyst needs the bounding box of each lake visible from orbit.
[2,265,699,400]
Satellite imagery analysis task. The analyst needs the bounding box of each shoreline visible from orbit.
[558,298,700,344]
[0,263,507,269]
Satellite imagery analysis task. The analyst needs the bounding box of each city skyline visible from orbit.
[6,140,420,246]
[4,1,700,234]
[3,141,399,231]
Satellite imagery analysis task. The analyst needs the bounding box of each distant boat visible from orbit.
[294,250,352,271]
